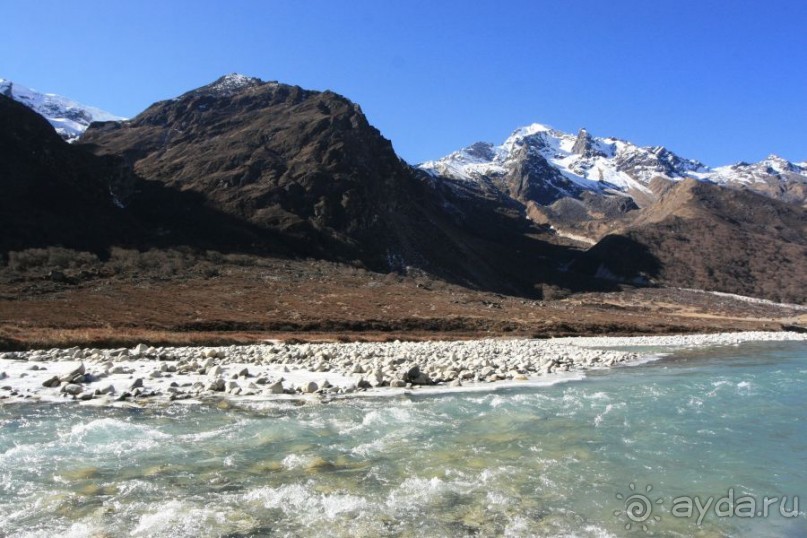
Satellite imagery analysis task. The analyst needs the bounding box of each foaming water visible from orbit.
[1,341,806,536]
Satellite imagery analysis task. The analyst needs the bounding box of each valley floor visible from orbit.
[1,257,804,350]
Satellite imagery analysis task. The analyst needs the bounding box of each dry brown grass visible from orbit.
[0,256,802,351]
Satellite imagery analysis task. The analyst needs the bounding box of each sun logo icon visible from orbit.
[614,482,664,533]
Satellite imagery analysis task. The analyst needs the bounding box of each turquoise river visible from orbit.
[1,341,805,537]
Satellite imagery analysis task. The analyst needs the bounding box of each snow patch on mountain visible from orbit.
[701,155,807,185]
[200,73,263,96]
[0,78,124,142]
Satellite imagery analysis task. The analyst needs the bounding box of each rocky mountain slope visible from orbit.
[77,75,584,295]
[0,95,133,253]
[0,78,124,142]
[574,179,807,303]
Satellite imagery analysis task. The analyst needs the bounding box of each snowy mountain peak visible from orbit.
[201,73,263,96]
[0,78,124,142]
[512,122,555,138]
[420,122,706,200]
[761,154,797,172]
[419,122,805,207]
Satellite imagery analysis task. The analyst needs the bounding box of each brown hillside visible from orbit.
[575,179,807,303]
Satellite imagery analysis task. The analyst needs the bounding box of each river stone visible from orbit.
[97,384,116,395]
[68,373,86,384]
[42,376,61,388]
[403,365,421,383]
[60,363,85,382]
[266,381,284,394]
[411,372,433,385]
[62,384,83,396]
[209,378,226,392]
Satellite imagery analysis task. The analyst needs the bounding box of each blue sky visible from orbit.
[4,0,806,166]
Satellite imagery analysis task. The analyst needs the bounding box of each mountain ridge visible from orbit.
[420,122,807,208]
[3,74,805,304]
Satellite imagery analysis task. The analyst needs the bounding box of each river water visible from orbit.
[1,341,805,537]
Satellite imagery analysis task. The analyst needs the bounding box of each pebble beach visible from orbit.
[1,331,805,407]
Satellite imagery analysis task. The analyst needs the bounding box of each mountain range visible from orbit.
[420,123,807,210]
[2,74,805,304]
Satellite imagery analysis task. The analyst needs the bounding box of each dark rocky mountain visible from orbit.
[0,93,291,257]
[78,75,583,295]
[0,95,133,253]
[571,128,606,158]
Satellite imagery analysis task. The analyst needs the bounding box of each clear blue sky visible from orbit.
[4,0,806,166]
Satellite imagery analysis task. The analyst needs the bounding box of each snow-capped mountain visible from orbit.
[696,155,807,207]
[0,78,124,142]
[189,73,264,96]
[420,123,806,207]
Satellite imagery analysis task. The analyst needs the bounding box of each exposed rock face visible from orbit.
[571,128,606,158]
[528,192,640,243]
[504,141,587,204]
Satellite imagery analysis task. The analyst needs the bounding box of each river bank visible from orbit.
[1,331,805,407]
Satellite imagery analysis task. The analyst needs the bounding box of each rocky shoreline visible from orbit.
[0,332,805,407]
